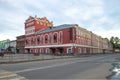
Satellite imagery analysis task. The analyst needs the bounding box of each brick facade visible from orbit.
[24,16,113,55]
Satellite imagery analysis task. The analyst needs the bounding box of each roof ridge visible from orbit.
[35,24,76,34]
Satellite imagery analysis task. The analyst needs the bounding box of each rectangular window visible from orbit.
[67,48,72,54]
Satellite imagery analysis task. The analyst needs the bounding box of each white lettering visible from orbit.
[26,22,34,26]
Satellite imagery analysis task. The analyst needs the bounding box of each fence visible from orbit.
[0,53,74,63]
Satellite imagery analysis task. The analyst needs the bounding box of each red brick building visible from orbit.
[25,16,113,55]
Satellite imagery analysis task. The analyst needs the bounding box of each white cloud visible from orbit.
[0,33,16,41]
[0,0,120,41]
[82,0,103,6]
[64,7,80,18]
[63,0,104,21]
[94,29,120,39]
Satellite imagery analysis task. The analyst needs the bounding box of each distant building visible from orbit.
[0,39,10,52]
[24,16,113,55]
[5,40,16,53]
[16,35,25,54]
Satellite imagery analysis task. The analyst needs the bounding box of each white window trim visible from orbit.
[53,32,58,44]
[46,48,49,54]
[67,47,72,54]
[44,34,49,44]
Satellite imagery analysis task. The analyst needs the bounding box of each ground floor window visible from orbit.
[30,49,33,53]
[84,48,87,53]
[35,49,38,53]
[46,48,50,54]
[90,48,92,53]
[78,48,82,54]
[67,48,72,54]
[40,48,44,54]
[25,49,30,53]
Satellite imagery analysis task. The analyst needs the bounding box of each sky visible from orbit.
[0,0,120,41]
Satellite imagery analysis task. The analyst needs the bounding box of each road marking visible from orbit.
[0,74,17,78]
[14,60,81,73]
[14,56,108,73]
[5,55,111,74]
[0,70,29,80]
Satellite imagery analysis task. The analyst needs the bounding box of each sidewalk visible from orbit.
[71,63,112,80]
[0,54,74,64]
[0,69,29,80]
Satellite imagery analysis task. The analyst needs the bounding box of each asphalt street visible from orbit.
[0,53,120,79]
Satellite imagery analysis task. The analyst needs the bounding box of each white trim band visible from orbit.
[25,43,103,49]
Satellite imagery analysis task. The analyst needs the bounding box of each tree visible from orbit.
[110,36,120,50]
[105,38,109,42]
[110,36,115,48]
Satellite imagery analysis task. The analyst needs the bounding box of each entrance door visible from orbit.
[25,49,30,53]
[67,48,72,54]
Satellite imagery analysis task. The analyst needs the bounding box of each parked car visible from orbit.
[0,52,4,57]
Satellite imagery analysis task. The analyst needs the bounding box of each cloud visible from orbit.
[63,0,104,19]
[94,29,120,39]
[0,33,16,40]
[0,0,120,41]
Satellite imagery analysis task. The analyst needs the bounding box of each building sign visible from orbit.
[25,26,35,35]
[26,21,34,26]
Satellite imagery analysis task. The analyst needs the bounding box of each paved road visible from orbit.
[0,53,120,79]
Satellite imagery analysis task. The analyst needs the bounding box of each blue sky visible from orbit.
[0,0,120,40]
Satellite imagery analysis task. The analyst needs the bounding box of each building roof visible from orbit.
[0,39,10,49]
[16,35,25,38]
[36,24,77,34]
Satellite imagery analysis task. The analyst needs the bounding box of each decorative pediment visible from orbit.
[37,17,53,27]
[25,16,35,23]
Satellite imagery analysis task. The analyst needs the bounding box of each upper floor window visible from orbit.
[45,35,49,44]
[53,33,58,43]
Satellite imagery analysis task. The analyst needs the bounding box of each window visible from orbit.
[84,48,87,53]
[37,36,40,44]
[53,32,58,43]
[35,49,38,53]
[67,48,72,54]
[45,34,49,44]
[54,34,57,40]
[78,48,82,53]
[46,48,50,54]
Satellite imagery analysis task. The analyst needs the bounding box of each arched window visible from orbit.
[25,39,29,45]
[53,32,58,43]
[31,38,34,45]
[54,35,57,40]
[37,36,40,44]
[44,34,49,44]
